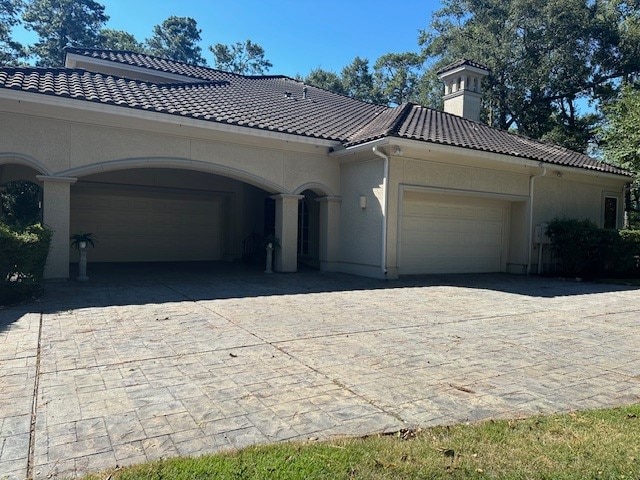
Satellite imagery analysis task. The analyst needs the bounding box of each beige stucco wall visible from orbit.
[339,145,629,279]
[0,108,340,196]
[338,158,384,277]
[0,101,342,278]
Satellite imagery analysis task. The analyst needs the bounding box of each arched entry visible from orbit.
[0,162,44,227]
[297,190,320,269]
[69,166,275,268]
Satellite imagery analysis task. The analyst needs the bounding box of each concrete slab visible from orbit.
[1,270,639,479]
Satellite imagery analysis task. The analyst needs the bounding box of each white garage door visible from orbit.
[400,191,509,275]
[71,186,223,262]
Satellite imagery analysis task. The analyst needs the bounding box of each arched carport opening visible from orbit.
[0,162,44,227]
[69,166,278,273]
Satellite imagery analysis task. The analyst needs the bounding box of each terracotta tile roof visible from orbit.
[0,49,631,177]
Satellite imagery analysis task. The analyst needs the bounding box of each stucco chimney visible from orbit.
[437,59,489,122]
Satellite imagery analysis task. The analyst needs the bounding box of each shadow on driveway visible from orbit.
[1,261,638,333]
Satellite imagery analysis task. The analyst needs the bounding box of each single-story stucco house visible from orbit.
[0,49,632,280]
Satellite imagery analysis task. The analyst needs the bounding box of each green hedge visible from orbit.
[0,222,52,305]
[546,218,640,277]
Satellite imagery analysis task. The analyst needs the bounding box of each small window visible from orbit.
[604,197,618,229]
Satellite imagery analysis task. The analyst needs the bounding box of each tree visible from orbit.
[22,0,108,67]
[98,28,145,52]
[145,16,206,65]
[0,0,25,65]
[303,68,346,95]
[600,84,640,227]
[419,0,640,152]
[0,180,42,228]
[210,39,272,75]
[600,84,640,171]
[341,56,380,103]
[373,52,424,106]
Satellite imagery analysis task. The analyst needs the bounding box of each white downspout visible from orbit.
[527,163,547,275]
[372,146,389,276]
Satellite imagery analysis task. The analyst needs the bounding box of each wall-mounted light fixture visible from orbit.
[556,171,563,178]
[359,195,367,209]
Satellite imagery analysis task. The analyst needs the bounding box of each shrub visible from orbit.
[546,218,640,277]
[0,222,52,305]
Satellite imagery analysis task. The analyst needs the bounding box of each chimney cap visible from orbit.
[437,59,490,78]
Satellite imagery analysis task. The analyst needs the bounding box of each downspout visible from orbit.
[527,162,547,275]
[372,146,389,276]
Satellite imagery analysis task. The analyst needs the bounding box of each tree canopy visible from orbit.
[600,84,640,172]
[210,39,272,75]
[145,16,206,65]
[22,0,108,66]
[0,0,25,65]
[98,28,144,53]
[418,0,640,153]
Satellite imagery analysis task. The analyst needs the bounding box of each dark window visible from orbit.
[604,197,618,229]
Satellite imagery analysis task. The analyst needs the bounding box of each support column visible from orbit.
[316,196,341,272]
[270,194,303,272]
[36,175,77,280]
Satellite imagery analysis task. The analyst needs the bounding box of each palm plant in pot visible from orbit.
[70,232,96,250]
[70,233,95,281]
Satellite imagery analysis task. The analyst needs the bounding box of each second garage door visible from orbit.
[71,185,224,263]
[400,191,510,275]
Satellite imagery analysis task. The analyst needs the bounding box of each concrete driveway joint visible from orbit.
[1,272,639,479]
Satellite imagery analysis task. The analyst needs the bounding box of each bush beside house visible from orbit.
[0,222,52,305]
[546,218,640,278]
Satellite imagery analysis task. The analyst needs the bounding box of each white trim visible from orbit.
[0,89,339,148]
[602,191,621,229]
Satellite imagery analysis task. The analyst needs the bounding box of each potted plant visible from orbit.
[70,232,95,250]
[70,233,95,281]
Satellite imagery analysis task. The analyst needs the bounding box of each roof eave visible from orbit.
[335,136,634,180]
[0,88,340,148]
[64,51,203,84]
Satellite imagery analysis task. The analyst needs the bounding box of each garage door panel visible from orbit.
[71,190,223,263]
[400,194,508,275]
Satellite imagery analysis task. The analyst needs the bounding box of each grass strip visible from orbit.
[83,404,640,479]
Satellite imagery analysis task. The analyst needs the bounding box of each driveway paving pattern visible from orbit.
[1,270,639,479]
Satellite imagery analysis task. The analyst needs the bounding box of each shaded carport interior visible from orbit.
[69,167,276,268]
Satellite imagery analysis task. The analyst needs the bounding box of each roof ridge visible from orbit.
[65,47,247,80]
[0,66,230,90]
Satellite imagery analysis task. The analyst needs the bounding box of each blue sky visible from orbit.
[13,0,440,77]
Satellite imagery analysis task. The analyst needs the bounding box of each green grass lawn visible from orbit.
[82,404,640,479]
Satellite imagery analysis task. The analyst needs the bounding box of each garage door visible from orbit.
[400,191,509,275]
[71,186,223,262]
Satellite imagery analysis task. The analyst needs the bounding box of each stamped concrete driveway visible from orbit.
[1,268,639,479]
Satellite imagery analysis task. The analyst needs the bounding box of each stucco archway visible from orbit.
[68,164,283,270]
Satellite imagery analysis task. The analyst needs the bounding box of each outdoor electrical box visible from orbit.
[534,223,551,244]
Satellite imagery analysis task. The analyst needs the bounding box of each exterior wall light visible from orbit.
[359,195,367,209]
